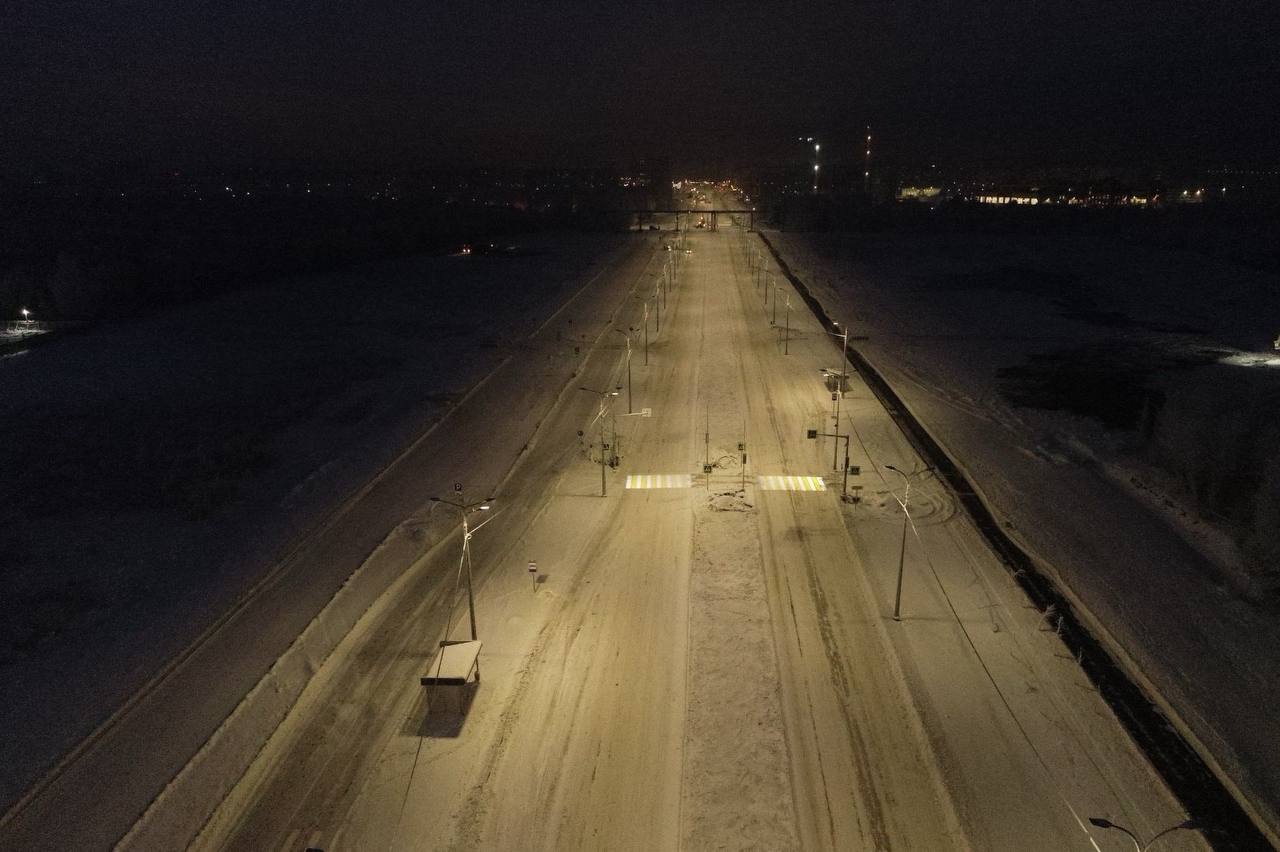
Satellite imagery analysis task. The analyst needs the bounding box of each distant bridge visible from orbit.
[605,208,757,232]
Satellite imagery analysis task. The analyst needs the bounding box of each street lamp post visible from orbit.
[784,295,791,355]
[885,464,933,621]
[430,495,495,641]
[613,328,633,414]
[643,301,650,366]
[580,387,618,496]
[655,280,662,334]
[825,322,850,470]
[1087,817,1202,851]
[807,429,851,500]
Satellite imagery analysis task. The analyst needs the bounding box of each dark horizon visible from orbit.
[4,1,1279,181]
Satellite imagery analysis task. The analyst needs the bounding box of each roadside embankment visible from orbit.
[757,230,1275,850]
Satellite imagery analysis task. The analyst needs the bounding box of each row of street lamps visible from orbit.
[752,234,1208,846]
[748,245,795,355]
[430,230,685,655]
[434,228,1208,848]
[746,238,927,620]
[580,239,680,497]
[428,233,683,661]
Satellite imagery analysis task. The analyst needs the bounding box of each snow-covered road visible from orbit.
[0,234,654,850]
[767,225,1280,848]
[190,224,1201,850]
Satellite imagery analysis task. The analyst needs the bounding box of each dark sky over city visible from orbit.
[3,0,1278,177]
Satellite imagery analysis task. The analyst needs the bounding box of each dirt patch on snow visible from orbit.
[706,489,754,513]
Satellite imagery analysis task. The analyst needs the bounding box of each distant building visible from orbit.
[968,185,1157,207]
[897,185,944,201]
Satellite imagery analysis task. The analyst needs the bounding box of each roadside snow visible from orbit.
[0,233,624,812]
[767,226,1280,839]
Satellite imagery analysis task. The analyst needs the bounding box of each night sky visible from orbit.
[3,0,1278,176]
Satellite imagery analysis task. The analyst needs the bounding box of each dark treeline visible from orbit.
[0,189,539,322]
[0,168,657,322]
[763,193,1280,275]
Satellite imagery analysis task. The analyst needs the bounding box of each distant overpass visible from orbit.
[606,208,757,231]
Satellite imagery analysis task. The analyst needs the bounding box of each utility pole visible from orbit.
[784,295,791,354]
[740,419,748,494]
[704,407,712,487]
[885,464,932,621]
[430,494,495,640]
[655,280,661,335]
[1087,816,1203,851]
[831,323,848,470]
[580,387,618,496]
[613,328,633,413]
[643,301,650,366]
[806,430,850,500]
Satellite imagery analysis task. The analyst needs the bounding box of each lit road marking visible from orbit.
[757,475,827,492]
[625,474,693,489]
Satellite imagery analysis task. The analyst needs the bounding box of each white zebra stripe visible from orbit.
[625,474,693,489]
[756,475,828,492]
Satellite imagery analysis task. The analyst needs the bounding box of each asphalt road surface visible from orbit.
[192,221,1204,850]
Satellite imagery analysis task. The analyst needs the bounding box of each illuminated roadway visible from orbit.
[190,204,1203,850]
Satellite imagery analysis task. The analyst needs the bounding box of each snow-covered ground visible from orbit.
[188,226,1200,852]
[6,219,1258,849]
[0,321,51,345]
[0,233,627,815]
[767,225,1280,839]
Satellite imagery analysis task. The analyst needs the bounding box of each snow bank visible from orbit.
[764,224,1280,841]
[117,505,457,849]
[0,232,628,840]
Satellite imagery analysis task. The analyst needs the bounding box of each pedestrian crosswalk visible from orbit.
[756,475,827,492]
[624,473,829,491]
[625,474,693,489]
